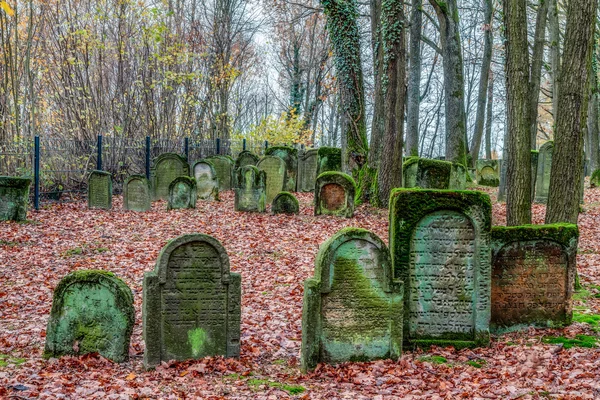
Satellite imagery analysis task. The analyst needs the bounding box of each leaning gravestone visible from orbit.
[257,156,286,204]
[44,270,134,362]
[143,234,241,369]
[88,170,112,210]
[403,157,466,190]
[235,150,259,171]
[234,165,266,212]
[151,153,189,201]
[534,141,553,203]
[193,161,219,201]
[490,224,578,333]
[167,176,197,210]
[316,147,342,175]
[0,176,31,221]
[298,149,319,192]
[389,189,492,348]
[265,146,298,191]
[123,175,151,212]
[314,172,356,218]
[301,228,403,371]
[206,156,234,191]
[272,192,299,215]
[476,160,500,187]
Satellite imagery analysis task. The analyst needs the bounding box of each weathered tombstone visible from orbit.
[265,146,298,191]
[0,176,31,221]
[234,165,266,212]
[476,160,500,187]
[151,153,189,201]
[301,228,403,371]
[314,172,356,218]
[403,157,466,190]
[534,141,553,203]
[235,151,259,171]
[143,234,241,369]
[257,156,286,204]
[491,224,578,332]
[167,176,197,210]
[206,156,234,191]
[44,270,134,362]
[389,189,492,348]
[591,169,600,188]
[123,175,151,212]
[316,147,342,175]
[193,161,219,201]
[272,192,299,214]
[88,170,112,210]
[298,149,319,192]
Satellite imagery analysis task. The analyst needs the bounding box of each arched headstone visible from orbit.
[0,176,31,221]
[234,165,266,212]
[167,176,197,210]
[476,160,500,187]
[314,172,356,218]
[265,146,298,191]
[206,156,234,191]
[123,175,151,211]
[403,157,466,190]
[235,151,259,171]
[88,170,112,210]
[535,141,553,203]
[272,192,299,214]
[193,161,219,201]
[151,153,189,201]
[298,149,319,192]
[257,156,286,204]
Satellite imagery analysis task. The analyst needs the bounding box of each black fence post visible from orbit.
[242,138,246,151]
[184,137,189,160]
[265,140,269,150]
[96,135,103,171]
[216,138,221,155]
[34,136,40,210]
[145,136,151,180]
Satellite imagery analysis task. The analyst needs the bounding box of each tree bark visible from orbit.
[405,0,422,157]
[548,0,560,125]
[528,0,550,150]
[485,72,493,159]
[588,44,599,173]
[368,0,385,169]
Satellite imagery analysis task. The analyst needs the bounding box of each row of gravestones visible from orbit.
[44,189,578,372]
[403,157,502,190]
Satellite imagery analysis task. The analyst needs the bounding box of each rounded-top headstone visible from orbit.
[235,151,259,171]
[314,171,356,218]
[272,192,300,215]
[88,170,112,210]
[206,156,234,191]
[167,176,197,210]
[193,160,219,201]
[265,146,298,191]
[123,175,151,211]
[151,153,189,201]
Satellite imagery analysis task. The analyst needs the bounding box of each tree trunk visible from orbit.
[485,72,493,159]
[368,0,385,169]
[405,0,422,157]
[588,45,599,173]
[548,0,560,125]
[528,0,550,150]
[546,0,597,224]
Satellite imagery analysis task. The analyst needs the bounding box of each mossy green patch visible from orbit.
[573,313,600,327]
[466,359,486,368]
[188,328,207,357]
[0,353,27,368]
[418,355,448,364]
[247,378,306,395]
[542,335,598,349]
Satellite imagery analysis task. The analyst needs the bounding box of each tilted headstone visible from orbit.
[491,224,578,333]
[88,170,112,210]
[151,153,189,201]
[167,176,197,210]
[314,172,356,218]
[206,156,234,191]
[257,156,286,204]
[193,161,219,201]
[534,141,553,203]
[143,234,241,369]
[301,228,403,371]
[235,151,259,171]
[403,157,466,190]
[44,270,134,362]
[272,192,299,215]
[265,146,298,191]
[298,149,319,192]
[316,147,342,175]
[390,189,492,348]
[234,165,266,212]
[123,175,151,212]
[476,160,500,187]
[0,176,31,221]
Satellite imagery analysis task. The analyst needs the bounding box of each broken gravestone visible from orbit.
[316,147,342,176]
[235,150,259,171]
[534,141,553,203]
[265,146,298,191]
[0,176,31,221]
[490,224,578,333]
[167,176,197,210]
[298,149,319,192]
[257,156,286,204]
[44,270,134,362]
[389,189,492,349]
[476,160,500,187]
[123,175,151,212]
[234,165,266,212]
[143,234,241,369]
[403,157,466,190]
[301,227,403,371]
[205,156,234,191]
[151,153,189,201]
[193,160,219,201]
[272,192,299,215]
[314,172,356,218]
[88,170,112,210]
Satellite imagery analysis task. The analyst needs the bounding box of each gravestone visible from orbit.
[403,157,466,190]
[491,224,577,333]
[591,169,600,188]
[301,228,403,371]
[44,270,134,362]
[167,176,197,210]
[206,156,234,191]
[298,149,319,192]
[265,146,298,191]
[476,160,500,187]
[314,172,356,218]
[193,161,219,201]
[534,141,553,203]
[234,165,266,212]
[272,192,299,215]
[317,147,342,175]
[151,153,189,201]
[88,170,112,210]
[389,189,492,348]
[0,176,31,221]
[257,156,286,204]
[143,234,241,369]
[235,151,259,171]
[123,175,151,212]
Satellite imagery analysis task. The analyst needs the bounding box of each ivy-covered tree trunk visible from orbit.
[368,0,384,169]
[546,0,597,224]
[405,0,422,157]
[321,0,368,175]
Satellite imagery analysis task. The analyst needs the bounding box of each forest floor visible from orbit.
[1,185,600,399]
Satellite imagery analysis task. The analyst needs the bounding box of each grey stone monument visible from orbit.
[151,153,189,201]
[88,170,112,210]
[193,160,219,201]
[234,165,266,212]
[123,175,151,212]
[257,156,286,204]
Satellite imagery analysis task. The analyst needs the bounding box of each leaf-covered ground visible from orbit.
[2,186,600,399]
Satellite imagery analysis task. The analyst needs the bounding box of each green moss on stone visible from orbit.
[0,176,31,221]
[272,191,300,214]
[315,172,357,218]
[317,147,342,175]
[591,169,600,188]
[491,223,579,247]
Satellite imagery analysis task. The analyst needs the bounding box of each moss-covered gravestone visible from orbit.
[476,160,500,187]
[88,170,112,210]
[143,234,241,369]
[272,192,299,214]
[123,175,151,212]
[314,172,356,218]
[206,156,234,191]
[265,146,298,191]
[0,176,31,221]
[151,153,189,201]
[490,224,578,333]
[257,156,286,204]
[167,176,197,210]
[235,151,259,171]
[301,228,403,371]
[193,161,219,201]
[44,270,134,362]
[591,169,600,188]
[234,165,266,212]
[534,141,553,203]
[389,189,492,349]
[403,157,466,190]
[298,149,319,192]
[316,147,342,175]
